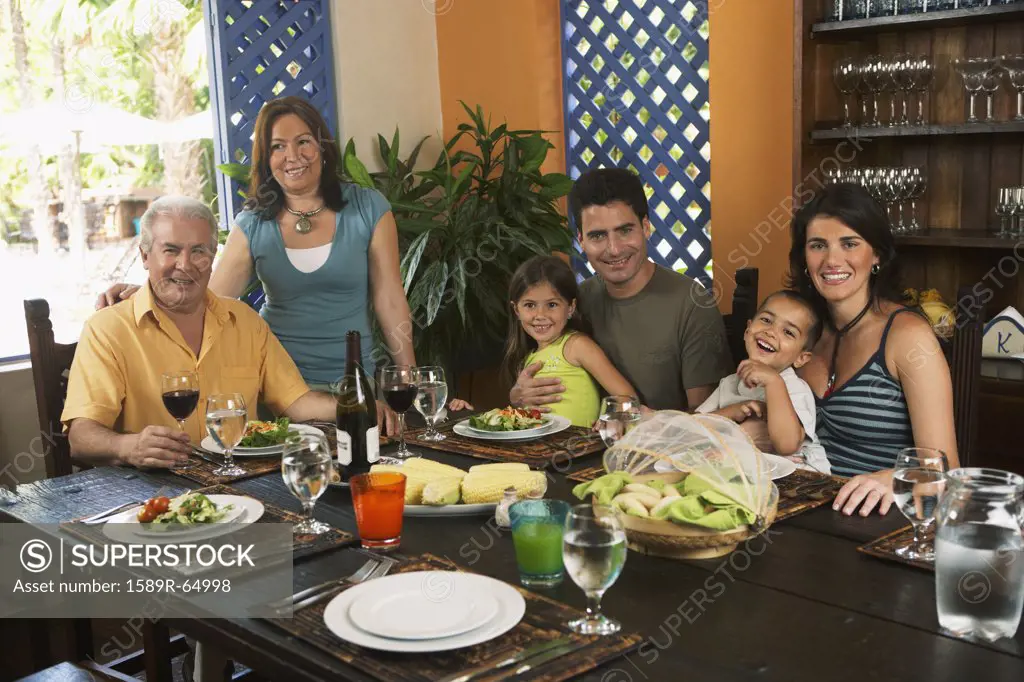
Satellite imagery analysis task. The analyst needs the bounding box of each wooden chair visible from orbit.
[948,285,985,468]
[722,268,760,367]
[24,299,80,478]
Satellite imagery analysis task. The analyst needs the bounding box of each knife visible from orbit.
[438,637,574,682]
[191,447,223,466]
[499,640,586,679]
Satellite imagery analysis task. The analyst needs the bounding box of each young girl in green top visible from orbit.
[502,255,638,427]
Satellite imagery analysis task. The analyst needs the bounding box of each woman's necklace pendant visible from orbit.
[295,216,313,234]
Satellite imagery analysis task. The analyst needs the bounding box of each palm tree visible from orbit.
[2,0,56,256]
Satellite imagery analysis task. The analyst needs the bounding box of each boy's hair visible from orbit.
[567,168,649,234]
[502,255,590,387]
[759,290,823,351]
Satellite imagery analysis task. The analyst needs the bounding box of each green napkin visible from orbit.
[572,472,632,504]
[652,482,756,531]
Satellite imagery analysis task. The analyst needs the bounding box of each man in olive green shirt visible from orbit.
[511,168,732,411]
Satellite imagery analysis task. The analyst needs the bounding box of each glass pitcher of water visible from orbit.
[934,468,1024,642]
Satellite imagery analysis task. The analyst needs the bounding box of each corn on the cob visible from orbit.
[461,471,547,504]
[400,457,467,480]
[421,477,462,505]
[468,462,531,474]
[369,464,449,504]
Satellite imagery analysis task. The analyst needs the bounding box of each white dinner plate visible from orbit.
[102,495,265,544]
[323,571,525,652]
[347,571,500,640]
[403,502,497,517]
[201,422,325,457]
[454,415,571,441]
[653,451,797,481]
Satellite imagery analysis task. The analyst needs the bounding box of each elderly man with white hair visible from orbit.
[62,196,339,468]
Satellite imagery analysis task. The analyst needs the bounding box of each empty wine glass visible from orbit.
[1012,188,1024,238]
[881,57,902,126]
[1000,54,1024,121]
[893,447,948,562]
[281,433,333,535]
[379,365,415,460]
[954,57,994,124]
[907,168,927,233]
[834,58,862,128]
[205,393,246,477]
[995,187,1015,236]
[911,55,935,125]
[862,56,887,127]
[893,54,916,126]
[981,63,1004,123]
[413,366,448,442]
[562,504,627,635]
[597,396,642,447]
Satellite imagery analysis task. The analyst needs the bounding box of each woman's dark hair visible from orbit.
[567,167,649,233]
[245,96,346,219]
[786,182,902,329]
[502,255,590,386]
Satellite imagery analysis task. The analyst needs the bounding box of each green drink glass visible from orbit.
[510,499,571,588]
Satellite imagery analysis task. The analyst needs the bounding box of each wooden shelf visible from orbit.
[894,228,1019,248]
[811,3,1024,37]
[811,121,1024,141]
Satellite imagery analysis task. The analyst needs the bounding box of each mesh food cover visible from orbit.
[602,411,776,525]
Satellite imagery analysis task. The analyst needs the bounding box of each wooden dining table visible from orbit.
[2,441,1023,682]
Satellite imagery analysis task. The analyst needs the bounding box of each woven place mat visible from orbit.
[59,484,355,565]
[857,525,934,572]
[268,553,641,682]
[402,423,605,469]
[566,466,845,522]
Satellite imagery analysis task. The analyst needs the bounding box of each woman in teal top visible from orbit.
[503,256,639,427]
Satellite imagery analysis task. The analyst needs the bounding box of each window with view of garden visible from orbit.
[561,0,712,287]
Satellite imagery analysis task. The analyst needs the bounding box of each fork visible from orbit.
[81,500,143,525]
[290,558,395,612]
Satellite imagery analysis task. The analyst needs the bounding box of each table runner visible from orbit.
[567,465,846,522]
[857,525,933,572]
[402,423,605,469]
[59,484,355,566]
[267,553,641,682]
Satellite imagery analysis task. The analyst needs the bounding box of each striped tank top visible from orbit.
[815,309,916,477]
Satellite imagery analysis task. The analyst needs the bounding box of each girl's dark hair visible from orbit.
[502,255,590,386]
[244,96,346,219]
[786,182,902,330]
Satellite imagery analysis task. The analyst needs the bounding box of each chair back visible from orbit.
[24,299,79,477]
[722,268,759,367]
[949,286,984,468]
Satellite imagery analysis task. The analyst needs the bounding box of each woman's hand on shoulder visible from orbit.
[95,283,139,309]
[833,469,895,516]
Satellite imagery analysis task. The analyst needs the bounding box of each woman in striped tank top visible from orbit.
[787,183,958,516]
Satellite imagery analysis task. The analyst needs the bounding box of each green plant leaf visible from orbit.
[519,134,551,174]
[377,134,392,173]
[343,139,375,189]
[400,230,431,291]
[217,163,251,185]
[388,128,400,172]
[538,173,574,197]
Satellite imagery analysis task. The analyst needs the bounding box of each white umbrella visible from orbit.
[0,101,166,154]
[159,110,214,143]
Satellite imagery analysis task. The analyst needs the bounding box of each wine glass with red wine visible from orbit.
[379,365,416,461]
[161,371,199,470]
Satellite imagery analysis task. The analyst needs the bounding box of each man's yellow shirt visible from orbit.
[61,283,310,443]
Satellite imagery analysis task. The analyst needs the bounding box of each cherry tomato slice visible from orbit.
[150,496,170,514]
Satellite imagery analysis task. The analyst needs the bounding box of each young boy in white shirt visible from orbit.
[696,290,831,474]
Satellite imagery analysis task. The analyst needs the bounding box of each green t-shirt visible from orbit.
[523,333,600,427]
[578,265,732,410]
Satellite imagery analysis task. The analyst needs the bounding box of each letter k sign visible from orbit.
[997,331,1012,354]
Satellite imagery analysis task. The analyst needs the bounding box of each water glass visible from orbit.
[281,433,333,535]
[597,396,642,447]
[510,499,571,588]
[892,447,948,561]
[935,468,1024,642]
[413,365,448,442]
[351,471,406,550]
[205,393,246,477]
[563,503,627,635]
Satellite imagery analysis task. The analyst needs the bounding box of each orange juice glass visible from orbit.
[350,472,406,550]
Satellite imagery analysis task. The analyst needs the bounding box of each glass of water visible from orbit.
[892,447,948,561]
[413,365,448,442]
[562,503,628,635]
[205,393,247,477]
[281,433,333,535]
[935,468,1024,642]
[597,396,642,448]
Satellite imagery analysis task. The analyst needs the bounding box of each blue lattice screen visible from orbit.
[203,0,339,227]
[561,0,711,285]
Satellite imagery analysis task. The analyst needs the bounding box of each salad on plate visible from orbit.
[136,492,234,528]
[468,407,548,432]
[239,418,297,448]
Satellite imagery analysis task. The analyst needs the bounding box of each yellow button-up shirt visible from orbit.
[61,283,310,443]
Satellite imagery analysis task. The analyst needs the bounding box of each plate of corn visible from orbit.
[354,457,547,516]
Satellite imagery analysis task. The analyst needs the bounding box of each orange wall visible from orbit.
[434,1,795,312]
[434,0,565,175]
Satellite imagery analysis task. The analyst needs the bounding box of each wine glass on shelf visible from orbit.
[562,503,628,635]
[1012,187,1024,239]
[282,433,333,535]
[995,187,1014,237]
[981,61,1003,123]
[907,167,927,234]
[379,365,416,461]
[161,371,198,470]
[861,56,886,127]
[893,54,916,126]
[893,447,948,562]
[205,393,247,477]
[881,57,902,126]
[954,57,992,124]
[597,396,642,448]
[1000,54,1024,122]
[413,365,448,442]
[911,55,935,126]
[833,58,861,128]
